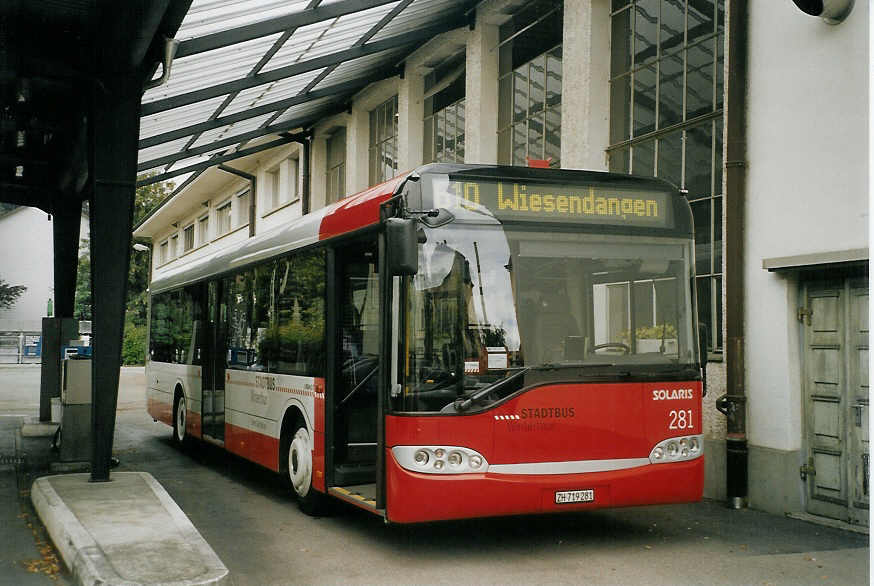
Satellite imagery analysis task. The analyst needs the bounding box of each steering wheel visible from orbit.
[593,342,631,354]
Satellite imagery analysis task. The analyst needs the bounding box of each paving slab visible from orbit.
[31,472,228,586]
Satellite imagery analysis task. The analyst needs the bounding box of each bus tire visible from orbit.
[286,423,327,515]
[173,391,187,446]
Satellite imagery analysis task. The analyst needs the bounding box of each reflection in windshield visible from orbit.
[396,225,696,413]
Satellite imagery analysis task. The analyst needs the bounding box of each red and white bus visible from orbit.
[146,163,705,523]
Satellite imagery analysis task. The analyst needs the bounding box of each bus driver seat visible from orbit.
[534,289,579,364]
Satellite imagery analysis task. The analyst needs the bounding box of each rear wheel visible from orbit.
[287,424,327,515]
[173,393,187,445]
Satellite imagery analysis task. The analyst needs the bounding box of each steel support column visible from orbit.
[88,75,140,482]
[39,197,82,421]
[722,0,748,509]
[52,198,83,320]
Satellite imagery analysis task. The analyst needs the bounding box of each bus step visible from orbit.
[329,485,383,516]
[333,462,375,486]
[345,442,377,462]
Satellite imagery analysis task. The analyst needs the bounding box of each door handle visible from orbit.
[852,403,865,427]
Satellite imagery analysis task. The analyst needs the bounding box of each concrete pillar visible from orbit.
[346,107,370,193]
[561,0,611,171]
[465,16,499,164]
[39,317,78,422]
[398,71,424,172]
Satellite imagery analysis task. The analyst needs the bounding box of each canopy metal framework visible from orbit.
[0,0,478,482]
[137,0,480,189]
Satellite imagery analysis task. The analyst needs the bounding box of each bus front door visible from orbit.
[203,280,226,443]
[331,243,381,494]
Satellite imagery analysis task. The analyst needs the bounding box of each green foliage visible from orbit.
[74,239,91,320]
[621,323,678,342]
[122,317,147,365]
[0,278,26,310]
[73,177,174,325]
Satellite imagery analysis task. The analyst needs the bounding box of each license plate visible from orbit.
[555,489,594,504]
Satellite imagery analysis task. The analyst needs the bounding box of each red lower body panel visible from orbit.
[226,423,280,472]
[186,410,202,438]
[385,450,703,524]
[147,394,172,427]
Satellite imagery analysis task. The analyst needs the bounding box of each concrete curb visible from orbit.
[31,472,229,586]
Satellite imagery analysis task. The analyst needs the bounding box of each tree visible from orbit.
[128,176,174,327]
[74,239,91,320]
[0,278,26,310]
[74,176,174,364]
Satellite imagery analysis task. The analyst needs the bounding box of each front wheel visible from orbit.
[287,424,327,515]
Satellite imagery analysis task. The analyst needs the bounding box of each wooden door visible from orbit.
[802,278,868,526]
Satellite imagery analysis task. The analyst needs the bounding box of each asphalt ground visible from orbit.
[0,364,869,585]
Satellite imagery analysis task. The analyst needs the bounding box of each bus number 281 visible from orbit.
[669,409,694,430]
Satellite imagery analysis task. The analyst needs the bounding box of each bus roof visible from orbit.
[150,173,409,294]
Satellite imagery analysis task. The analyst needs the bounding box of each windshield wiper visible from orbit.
[532,362,615,370]
[454,367,529,412]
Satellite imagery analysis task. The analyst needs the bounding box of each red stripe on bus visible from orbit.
[147,395,173,427]
[318,175,407,240]
[226,423,280,472]
[312,378,326,491]
[186,410,202,438]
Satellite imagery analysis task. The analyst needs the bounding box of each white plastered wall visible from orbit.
[745,1,869,452]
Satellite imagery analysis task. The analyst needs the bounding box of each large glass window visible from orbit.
[397,223,697,414]
[498,1,563,168]
[424,56,466,164]
[149,285,205,365]
[221,249,326,376]
[270,249,326,376]
[608,0,724,351]
[369,96,398,185]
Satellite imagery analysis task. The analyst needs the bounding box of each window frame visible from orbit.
[606,0,724,354]
[497,1,564,168]
[183,223,195,253]
[216,199,232,236]
[197,214,210,246]
[368,95,399,185]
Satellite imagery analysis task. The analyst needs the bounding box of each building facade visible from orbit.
[0,206,89,329]
[134,0,868,525]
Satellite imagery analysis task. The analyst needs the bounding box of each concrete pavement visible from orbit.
[0,364,869,585]
[1,365,227,585]
[31,472,228,585]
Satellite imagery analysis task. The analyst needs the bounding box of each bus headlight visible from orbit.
[392,446,490,474]
[649,435,704,464]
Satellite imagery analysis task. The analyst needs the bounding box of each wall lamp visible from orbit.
[791,0,854,24]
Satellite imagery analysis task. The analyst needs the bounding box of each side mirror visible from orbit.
[698,323,709,395]
[386,218,418,276]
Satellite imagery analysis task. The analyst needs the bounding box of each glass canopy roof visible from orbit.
[138,0,475,189]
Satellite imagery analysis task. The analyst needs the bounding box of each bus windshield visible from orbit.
[396,215,697,414]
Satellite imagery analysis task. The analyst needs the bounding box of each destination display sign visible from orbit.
[433,178,672,228]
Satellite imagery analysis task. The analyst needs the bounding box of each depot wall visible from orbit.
[744,1,868,512]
